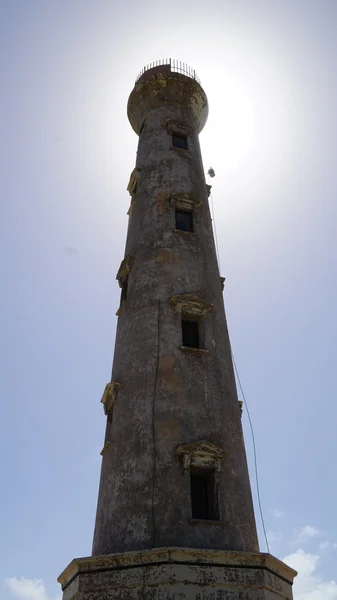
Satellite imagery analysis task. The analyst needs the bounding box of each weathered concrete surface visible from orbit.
[58,547,297,600]
[92,67,259,556]
[128,68,208,134]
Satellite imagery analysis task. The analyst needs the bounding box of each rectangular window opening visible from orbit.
[182,318,200,349]
[172,132,188,150]
[190,468,216,520]
[175,208,193,233]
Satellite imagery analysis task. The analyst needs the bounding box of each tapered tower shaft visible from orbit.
[92,62,258,556]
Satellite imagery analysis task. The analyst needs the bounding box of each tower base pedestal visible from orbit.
[58,547,296,600]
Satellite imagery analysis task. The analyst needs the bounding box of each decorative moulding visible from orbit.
[126,167,142,196]
[170,293,213,318]
[164,119,192,136]
[176,439,226,472]
[116,256,133,287]
[101,382,120,415]
[169,193,201,212]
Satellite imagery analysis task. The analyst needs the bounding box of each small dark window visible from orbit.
[172,132,188,150]
[121,281,128,304]
[182,319,199,348]
[175,209,193,232]
[190,469,216,520]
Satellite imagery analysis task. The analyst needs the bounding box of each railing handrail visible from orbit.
[135,59,200,85]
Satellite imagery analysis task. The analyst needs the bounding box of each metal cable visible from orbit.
[207,175,221,272]
[231,348,270,553]
[206,170,270,552]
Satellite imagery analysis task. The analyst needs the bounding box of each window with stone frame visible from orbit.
[170,294,211,352]
[175,440,225,523]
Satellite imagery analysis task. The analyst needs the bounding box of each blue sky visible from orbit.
[1,2,337,599]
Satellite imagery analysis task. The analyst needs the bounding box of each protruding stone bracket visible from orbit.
[206,184,212,197]
[170,293,213,318]
[164,119,193,136]
[100,441,111,456]
[127,167,142,196]
[239,400,243,416]
[176,440,226,472]
[220,276,226,291]
[169,193,201,212]
[116,256,133,288]
[101,382,120,415]
[127,198,135,216]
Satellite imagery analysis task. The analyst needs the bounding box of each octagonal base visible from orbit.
[58,547,296,600]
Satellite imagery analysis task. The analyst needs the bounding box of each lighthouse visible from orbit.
[58,59,296,600]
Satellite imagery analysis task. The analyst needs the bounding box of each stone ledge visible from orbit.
[174,228,196,235]
[169,146,190,153]
[189,519,227,526]
[179,345,210,355]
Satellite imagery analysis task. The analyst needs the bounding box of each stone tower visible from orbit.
[58,60,296,599]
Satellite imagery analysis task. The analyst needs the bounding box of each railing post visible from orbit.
[134,60,200,85]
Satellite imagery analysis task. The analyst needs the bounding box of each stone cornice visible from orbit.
[170,293,213,317]
[169,192,201,211]
[176,440,226,471]
[164,118,193,136]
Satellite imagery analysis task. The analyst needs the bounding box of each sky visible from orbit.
[1,1,337,599]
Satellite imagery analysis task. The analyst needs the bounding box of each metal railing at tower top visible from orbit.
[135,59,201,85]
